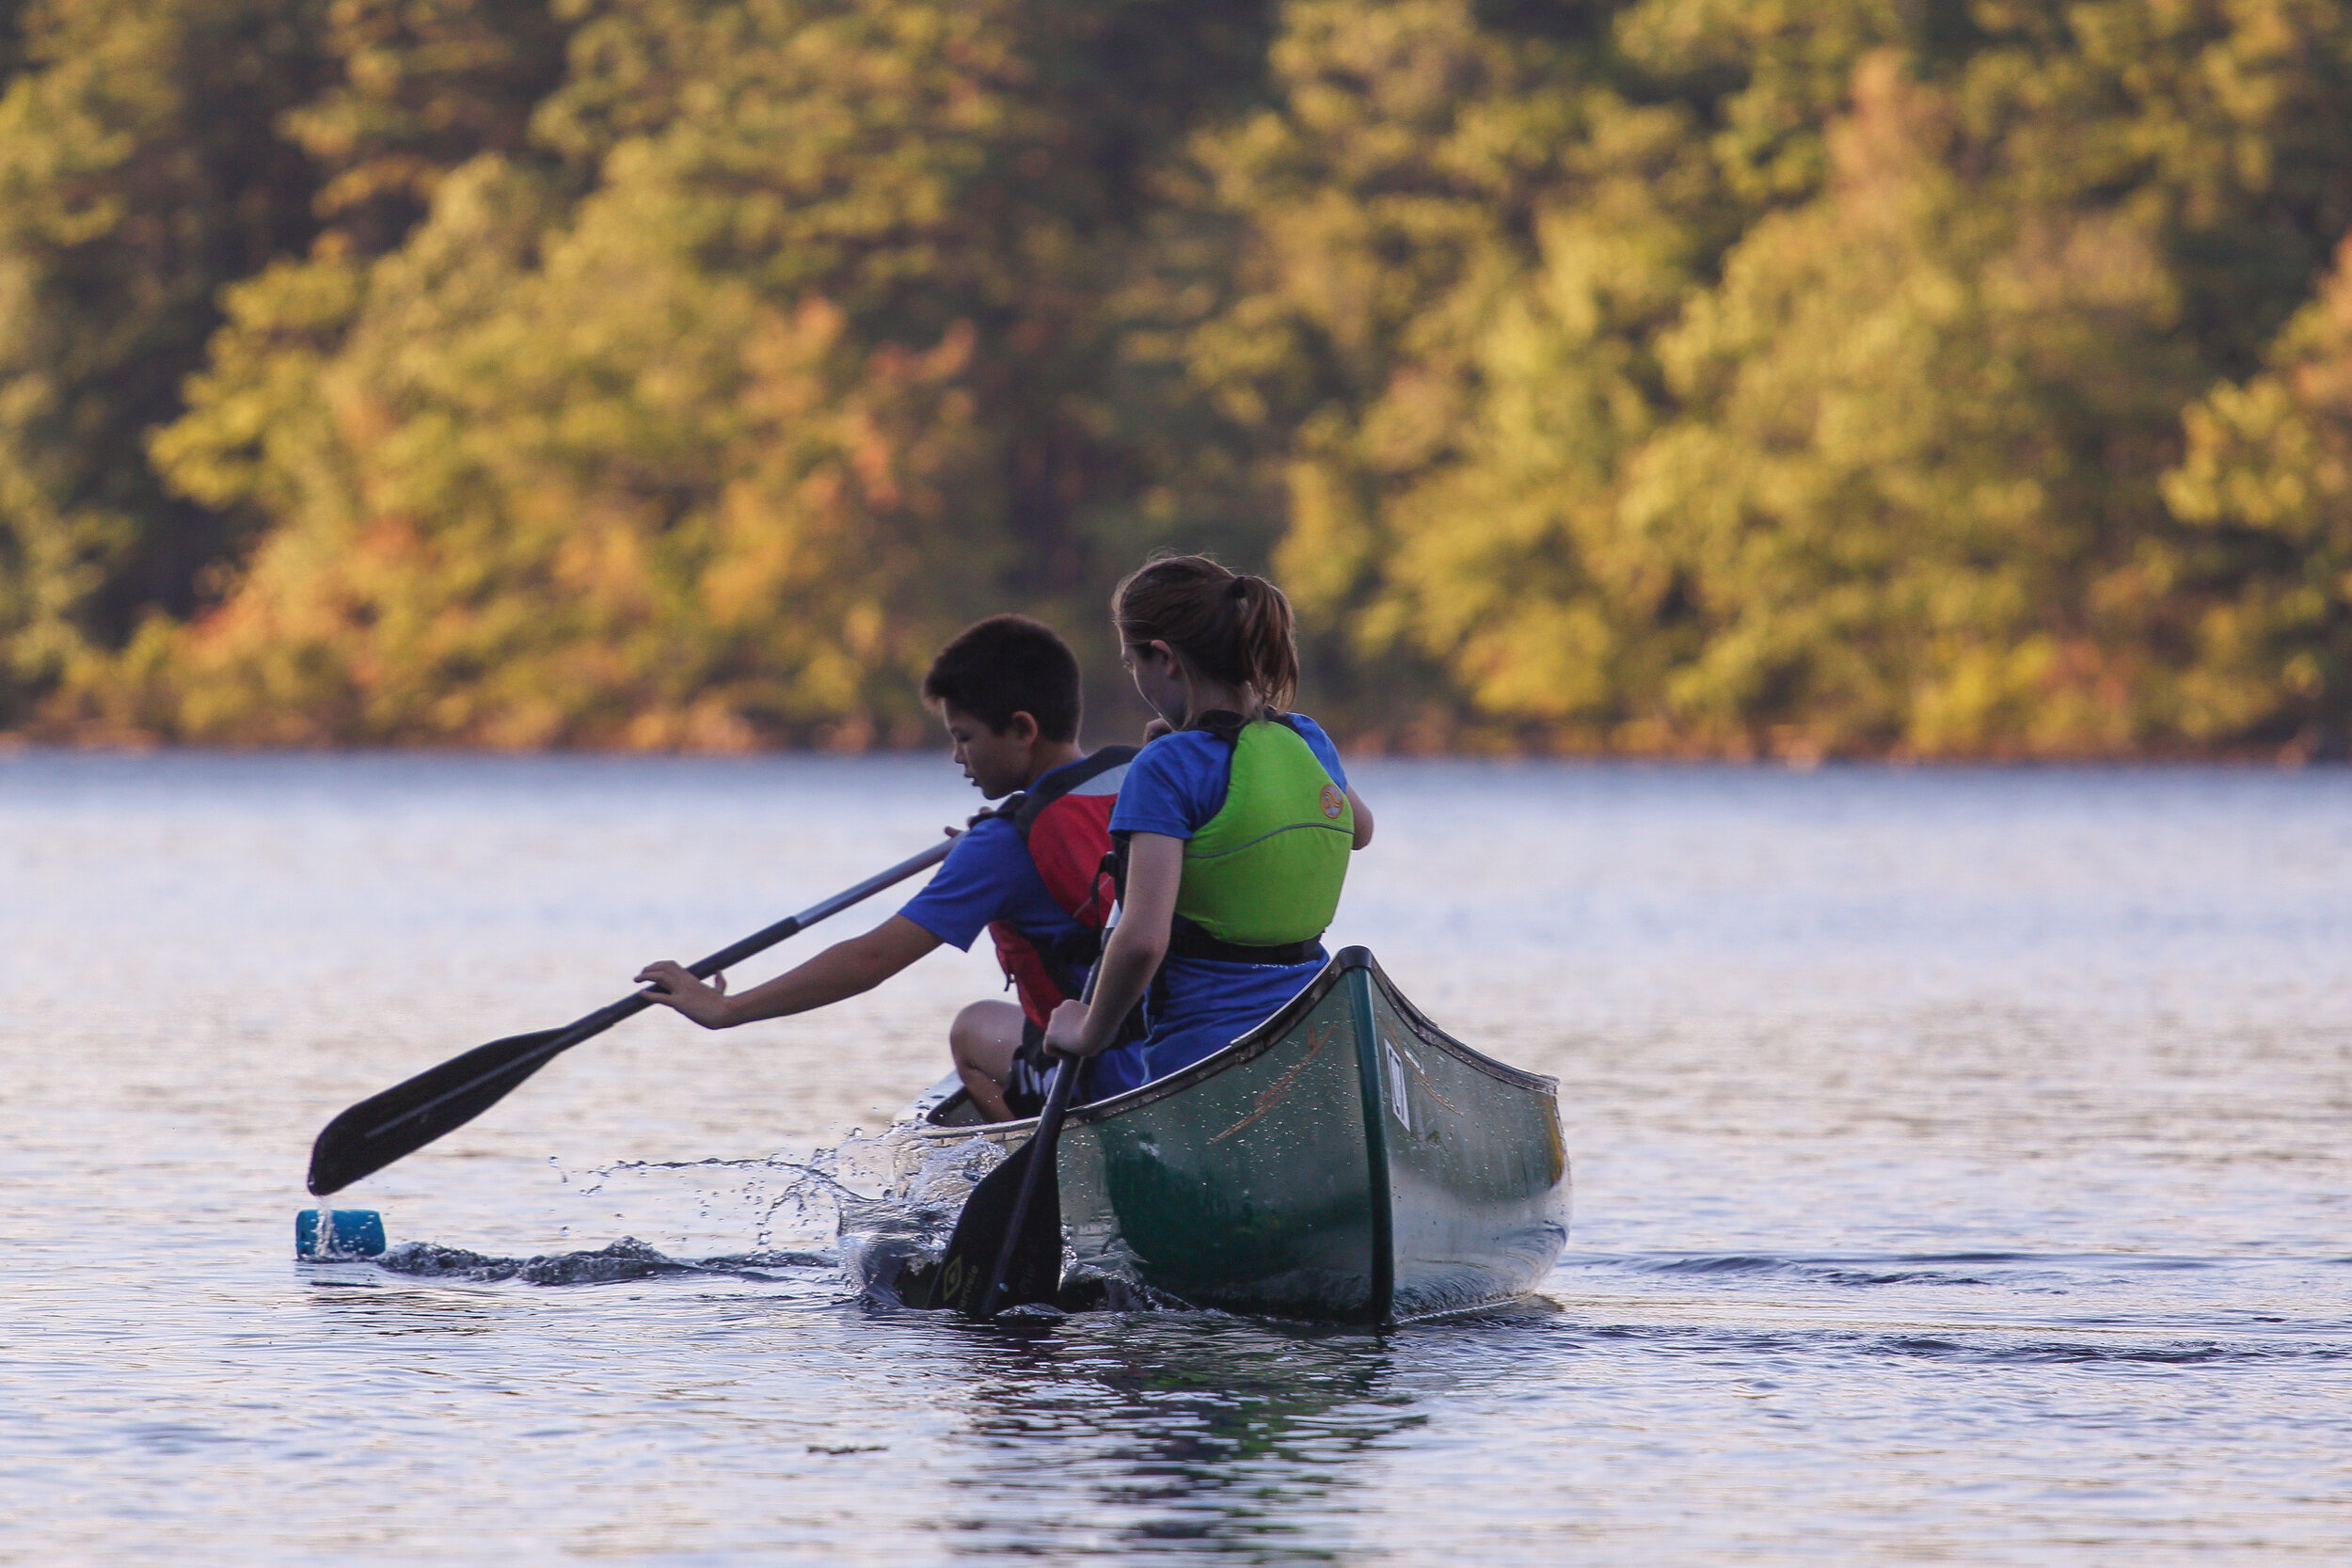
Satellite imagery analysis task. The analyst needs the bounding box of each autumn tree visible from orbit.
[0,0,325,726]
[6,0,2352,754]
[133,0,1269,744]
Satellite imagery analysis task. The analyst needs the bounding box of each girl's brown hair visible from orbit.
[1111,552,1300,715]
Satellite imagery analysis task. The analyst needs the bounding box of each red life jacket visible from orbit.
[985,746,1136,1028]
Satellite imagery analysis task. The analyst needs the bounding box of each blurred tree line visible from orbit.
[2,0,2349,755]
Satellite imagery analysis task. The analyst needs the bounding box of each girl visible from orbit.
[1042,553,1374,1096]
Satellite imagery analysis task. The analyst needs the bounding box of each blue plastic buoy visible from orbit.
[297,1209,386,1259]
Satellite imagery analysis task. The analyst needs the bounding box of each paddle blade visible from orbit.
[306,1028,565,1195]
[930,1139,1062,1318]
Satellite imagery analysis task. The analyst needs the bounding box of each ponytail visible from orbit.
[1112,552,1300,715]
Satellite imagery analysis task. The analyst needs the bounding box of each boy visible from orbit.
[635,615,1131,1120]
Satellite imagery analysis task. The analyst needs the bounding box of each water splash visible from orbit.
[836,1131,1009,1304]
[561,1120,1003,1244]
[429,1121,1019,1299]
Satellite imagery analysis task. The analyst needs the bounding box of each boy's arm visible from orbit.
[637,913,942,1030]
[1345,786,1374,849]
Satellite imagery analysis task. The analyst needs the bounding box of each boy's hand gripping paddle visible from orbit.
[305,837,954,1196]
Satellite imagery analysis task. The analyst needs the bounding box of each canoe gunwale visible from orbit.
[1338,947,1558,1096]
[906,1110,1035,1144]
[906,945,1555,1143]
[1058,943,1557,1127]
[1061,948,1358,1128]
[897,975,1326,1145]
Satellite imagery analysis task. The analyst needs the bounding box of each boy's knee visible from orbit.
[949,1000,1009,1061]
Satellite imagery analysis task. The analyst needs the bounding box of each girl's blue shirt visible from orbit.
[1092,712,1348,1099]
[1106,714,1346,843]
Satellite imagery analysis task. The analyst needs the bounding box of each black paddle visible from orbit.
[925,946,1108,1318]
[976,1053,1080,1317]
[919,1054,1080,1318]
[306,836,955,1196]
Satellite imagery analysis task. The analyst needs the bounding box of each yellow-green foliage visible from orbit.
[104,0,1269,745]
[5,0,2352,752]
[2165,236,2352,747]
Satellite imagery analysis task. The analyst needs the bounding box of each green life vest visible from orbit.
[1171,711,1355,949]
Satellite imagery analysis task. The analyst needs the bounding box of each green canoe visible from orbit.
[905,946,1569,1324]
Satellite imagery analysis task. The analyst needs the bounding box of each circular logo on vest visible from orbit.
[1320,783,1345,820]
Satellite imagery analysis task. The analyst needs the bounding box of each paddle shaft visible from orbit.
[974,915,1111,1318]
[974,1056,1077,1318]
[359,836,954,1147]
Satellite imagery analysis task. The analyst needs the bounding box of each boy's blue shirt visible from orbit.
[897,758,1093,955]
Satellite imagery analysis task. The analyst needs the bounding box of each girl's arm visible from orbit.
[1345,786,1374,849]
[636,914,941,1029]
[1042,832,1182,1058]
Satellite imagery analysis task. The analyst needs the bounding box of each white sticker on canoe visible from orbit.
[1384,1041,1410,1132]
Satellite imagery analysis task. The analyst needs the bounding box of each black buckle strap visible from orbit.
[1167,918,1322,967]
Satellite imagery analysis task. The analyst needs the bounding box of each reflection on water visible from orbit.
[4,752,2352,1562]
[940,1319,1431,1561]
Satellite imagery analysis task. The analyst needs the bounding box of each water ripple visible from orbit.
[8,754,2352,1562]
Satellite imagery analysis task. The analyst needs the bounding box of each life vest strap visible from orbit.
[981,746,1139,1028]
[1166,916,1323,967]
[997,744,1139,836]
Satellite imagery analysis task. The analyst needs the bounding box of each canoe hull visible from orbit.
[1054,947,1568,1324]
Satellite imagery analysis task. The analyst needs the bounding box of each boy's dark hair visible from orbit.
[921,614,1083,741]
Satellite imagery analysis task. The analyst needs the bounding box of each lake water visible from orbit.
[3,751,2349,1562]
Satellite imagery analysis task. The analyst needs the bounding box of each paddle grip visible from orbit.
[686,836,954,980]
